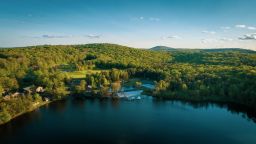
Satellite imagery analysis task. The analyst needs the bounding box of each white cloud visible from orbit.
[219,37,233,42]
[201,38,218,44]
[130,16,144,21]
[235,25,256,30]
[139,16,144,20]
[85,34,101,39]
[162,35,182,40]
[40,35,72,38]
[248,26,256,30]
[239,33,256,40]
[201,39,208,44]
[202,31,216,35]
[235,25,246,28]
[221,26,231,30]
[149,17,160,22]
[168,36,182,39]
[33,34,101,39]
[131,16,161,22]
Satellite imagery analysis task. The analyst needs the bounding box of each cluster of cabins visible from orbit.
[2,86,49,102]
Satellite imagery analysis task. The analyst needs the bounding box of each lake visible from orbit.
[0,95,256,144]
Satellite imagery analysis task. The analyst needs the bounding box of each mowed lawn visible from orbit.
[59,64,106,79]
[64,70,106,79]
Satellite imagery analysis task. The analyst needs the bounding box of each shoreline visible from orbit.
[0,100,51,126]
[152,95,256,110]
[1,93,256,126]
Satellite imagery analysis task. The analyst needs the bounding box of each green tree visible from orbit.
[122,71,129,81]
[111,69,120,81]
[79,80,87,91]
[155,80,169,92]
[51,81,69,99]
[99,86,109,96]
[75,80,86,93]
[181,83,188,91]
[135,81,142,88]
[111,82,121,94]
[0,109,11,124]
[33,93,42,102]
[0,85,4,97]
[101,76,110,86]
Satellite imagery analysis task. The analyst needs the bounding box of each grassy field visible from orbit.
[59,64,106,79]
[64,70,106,79]
[65,71,87,79]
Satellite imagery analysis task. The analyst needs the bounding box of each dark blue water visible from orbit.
[1,96,256,144]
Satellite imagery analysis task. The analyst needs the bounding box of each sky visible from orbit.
[0,0,256,50]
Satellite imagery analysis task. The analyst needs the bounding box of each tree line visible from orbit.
[0,43,256,124]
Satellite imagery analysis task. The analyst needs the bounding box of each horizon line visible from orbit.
[0,43,254,51]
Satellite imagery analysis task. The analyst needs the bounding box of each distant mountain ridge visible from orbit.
[1,43,255,54]
[150,46,177,51]
[150,46,256,54]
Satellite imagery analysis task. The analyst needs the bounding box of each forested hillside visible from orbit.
[0,43,256,124]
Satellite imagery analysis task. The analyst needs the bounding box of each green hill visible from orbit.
[150,46,256,54]
[1,43,256,124]
[150,46,177,51]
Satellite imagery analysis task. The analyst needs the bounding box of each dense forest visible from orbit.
[0,43,256,124]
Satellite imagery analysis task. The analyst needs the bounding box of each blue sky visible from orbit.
[0,0,256,49]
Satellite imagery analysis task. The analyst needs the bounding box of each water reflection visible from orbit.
[0,95,256,144]
[71,96,256,124]
[48,99,68,113]
[70,95,256,124]
[0,109,41,139]
[152,98,256,123]
[111,99,120,108]
[98,99,108,110]
[71,98,85,108]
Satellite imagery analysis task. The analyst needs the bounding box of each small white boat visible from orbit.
[136,96,141,100]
